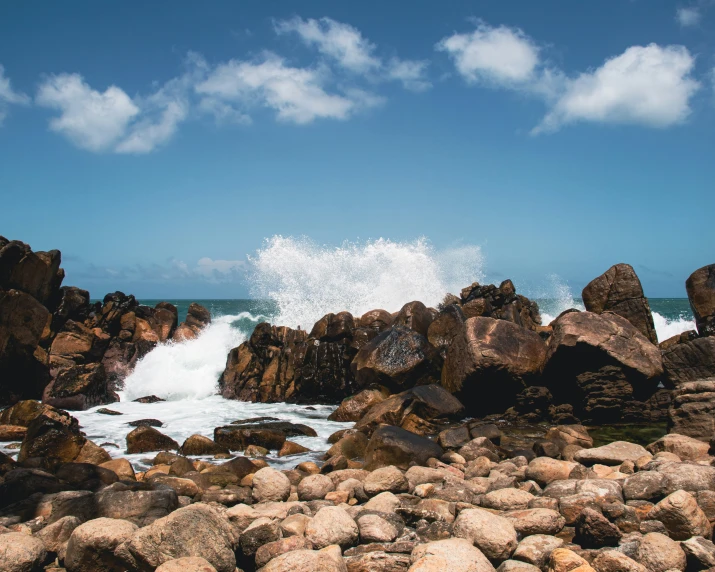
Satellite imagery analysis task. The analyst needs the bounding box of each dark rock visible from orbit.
[173,302,212,341]
[214,426,286,451]
[132,395,165,403]
[582,263,658,344]
[43,363,118,410]
[127,419,164,428]
[179,434,230,456]
[126,426,179,454]
[668,380,715,441]
[310,311,355,342]
[359,309,393,331]
[97,408,122,415]
[426,304,465,356]
[393,301,435,337]
[328,387,390,422]
[364,425,444,470]
[686,263,715,337]
[459,279,541,330]
[662,335,715,385]
[229,419,317,437]
[0,238,63,307]
[574,507,622,547]
[18,406,86,464]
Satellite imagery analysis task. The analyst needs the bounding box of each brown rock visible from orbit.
[667,380,715,441]
[662,336,715,384]
[328,387,390,422]
[278,440,311,457]
[364,425,444,471]
[126,426,179,454]
[393,301,435,336]
[686,263,715,337]
[179,434,229,456]
[0,424,26,441]
[65,517,138,572]
[214,426,286,451]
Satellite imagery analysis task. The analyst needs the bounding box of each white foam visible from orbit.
[653,312,696,343]
[249,236,484,329]
[538,274,585,325]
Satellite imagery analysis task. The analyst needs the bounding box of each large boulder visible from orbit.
[305,506,359,549]
[453,508,518,562]
[65,517,137,572]
[17,406,86,464]
[0,532,48,572]
[686,263,715,337]
[662,335,715,384]
[542,311,664,423]
[459,279,541,331]
[43,363,118,410]
[582,264,658,344]
[352,326,441,392]
[427,304,465,355]
[364,425,444,470]
[648,490,712,540]
[328,387,389,422]
[0,238,63,306]
[126,426,179,454]
[667,380,715,441]
[410,537,495,572]
[393,301,435,337]
[442,317,547,415]
[173,303,211,341]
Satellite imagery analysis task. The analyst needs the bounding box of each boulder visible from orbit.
[503,509,565,536]
[409,537,495,572]
[547,548,595,572]
[453,508,518,561]
[393,301,435,336]
[17,406,86,464]
[512,535,563,569]
[173,303,211,341]
[667,380,715,442]
[261,547,348,572]
[574,507,621,547]
[64,517,137,572]
[100,458,136,481]
[442,317,547,416]
[179,434,229,456]
[325,431,368,460]
[43,363,117,411]
[305,506,359,549]
[359,309,394,331]
[662,336,715,384]
[298,474,335,501]
[123,504,238,572]
[364,425,444,471]
[255,537,313,568]
[526,458,578,486]
[681,536,715,569]
[582,264,658,344]
[427,304,466,355]
[252,467,291,502]
[647,432,710,460]
[126,426,179,454]
[635,532,686,572]
[356,513,400,543]
[623,471,668,501]
[328,387,389,422]
[352,326,441,391]
[0,532,48,572]
[574,441,650,466]
[543,311,664,424]
[363,465,409,495]
[36,515,81,559]
[459,280,541,331]
[686,263,715,336]
[591,551,646,572]
[94,485,179,526]
[648,489,712,540]
[155,557,218,572]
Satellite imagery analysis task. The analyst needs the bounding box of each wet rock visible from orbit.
[0,424,26,441]
[306,506,359,549]
[173,303,211,341]
[635,532,686,572]
[328,387,390,422]
[214,426,285,452]
[428,304,466,355]
[96,408,122,415]
[44,363,117,411]
[132,395,165,403]
[459,280,541,331]
[252,467,291,502]
[393,301,435,337]
[582,263,658,344]
[686,263,715,337]
[64,517,137,572]
[364,425,444,471]
[0,531,48,572]
[326,431,368,460]
[127,418,163,428]
[126,425,179,454]
[453,508,518,561]
[278,440,310,457]
[648,489,712,540]
[18,406,86,464]
[100,458,136,481]
[442,317,547,416]
[179,434,229,456]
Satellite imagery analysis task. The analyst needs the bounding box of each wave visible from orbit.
[652,312,695,343]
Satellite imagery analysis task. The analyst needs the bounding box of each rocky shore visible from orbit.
[2,235,715,571]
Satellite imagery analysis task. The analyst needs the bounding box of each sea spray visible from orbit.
[249,235,485,329]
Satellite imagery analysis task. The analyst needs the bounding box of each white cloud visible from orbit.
[198,97,252,125]
[386,58,432,92]
[195,257,247,279]
[437,22,540,86]
[196,52,364,124]
[0,64,30,125]
[535,44,700,133]
[276,17,381,74]
[676,6,701,27]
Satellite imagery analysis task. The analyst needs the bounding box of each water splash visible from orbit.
[652,312,695,343]
[536,274,585,325]
[249,236,484,329]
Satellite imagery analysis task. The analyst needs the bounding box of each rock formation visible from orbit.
[686,263,715,337]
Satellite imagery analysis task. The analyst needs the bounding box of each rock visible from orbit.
[298,474,335,501]
[503,509,566,536]
[657,462,715,494]
[409,537,496,571]
[646,433,710,461]
[357,513,400,543]
[155,557,218,572]
[124,504,238,572]
[364,466,409,496]
[364,491,401,514]
[0,424,26,441]
[126,425,179,454]
[132,395,165,403]
[667,380,715,441]
[65,517,137,572]
[0,531,47,571]
[393,301,435,336]
[326,431,368,460]
[305,506,359,549]
[459,280,541,331]
[686,263,715,336]
[329,387,389,422]
[428,304,466,355]
[310,311,356,341]
[364,425,444,471]
[127,418,163,428]
[622,471,668,501]
[483,489,535,511]
[99,458,135,481]
[343,551,411,571]
[574,442,650,466]
[94,485,179,526]
[240,517,281,556]
[681,536,715,569]
[278,440,310,457]
[97,408,122,415]
[582,264,658,344]
[497,562,540,572]
[352,326,441,391]
[662,337,715,384]
[542,311,663,424]
[547,548,595,572]
[635,532,686,572]
[179,434,229,456]
[252,467,291,502]
[214,426,286,451]
[442,317,547,416]
[512,535,564,569]
[453,508,518,561]
[261,547,348,572]
[526,458,578,486]
[544,425,594,450]
[591,550,646,572]
[36,515,81,559]
[255,537,313,568]
[18,406,86,464]
[648,489,712,540]
[173,303,211,341]
[574,507,621,547]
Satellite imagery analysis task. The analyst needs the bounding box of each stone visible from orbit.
[0,532,47,572]
[0,424,26,441]
[483,488,536,511]
[591,550,646,572]
[667,380,715,440]
[657,462,715,494]
[94,485,179,527]
[364,491,401,514]
[686,263,715,336]
[364,425,444,471]
[278,440,310,457]
[179,435,229,456]
[343,551,411,571]
[261,548,348,572]
[298,474,335,501]
[155,557,218,572]
[124,504,238,572]
[329,387,389,422]
[544,425,593,450]
[648,489,712,540]
[357,513,400,543]
[409,537,496,572]
[239,517,281,557]
[635,532,686,572]
[681,536,715,569]
[255,537,313,569]
[622,471,667,501]
[363,465,409,496]
[326,431,368,460]
[574,442,650,466]
[36,515,81,558]
[428,304,466,354]
[64,517,137,572]
[252,467,291,502]
[526,458,578,485]
[126,426,179,454]
[574,507,622,547]
[503,509,566,536]
[393,301,435,336]
[497,562,540,572]
[512,534,564,569]
[547,548,595,572]
[662,337,715,384]
[646,433,710,461]
[453,508,518,562]
[442,317,547,416]
[213,426,286,451]
[582,264,658,344]
[17,406,86,464]
[44,363,117,411]
[305,506,359,549]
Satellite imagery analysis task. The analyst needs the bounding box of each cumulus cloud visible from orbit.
[535,44,700,133]
[385,58,432,92]
[0,64,30,125]
[676,6,701,27]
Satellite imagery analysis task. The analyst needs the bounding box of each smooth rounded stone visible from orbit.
[511,534,564,569]
[240,518,282,557]
[405,466,450,488]
[261,547,348,572]
[547,548,594,572]
[126,425,179,454]
[364,465,409,496]
[357,513,400,543]
[657,462,715,494]
[252,467,291,503]
[35,515,81,558]
[343,550,412,571]
[453,508,518,562]
[65,517,137,572]
[279,440,311,457]
[364,425,444,471]
[647,489,712,540]
[622,471,667,501]
[0,532,47,572]
[496,562,541,572]
[297,474,335,501]
[336,478,367,502]
[410,537,496,571]
[635,532,686,572]
[575,442,650,466]
[99,458,136,481]
[503,509,566,536]
[305,506,359,549]
[124,504,238,572]
[255,537,313,568]
[574,507,622,548]
[526,458,578,485]
[591,550,646,572]
[155,557,218,572]
[681,536,715,569]
[646,433,710,462]
[179,434,229,456]
[364,491,401,513]
[483,488,535,511]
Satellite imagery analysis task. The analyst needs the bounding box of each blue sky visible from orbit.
[0,0,713,299]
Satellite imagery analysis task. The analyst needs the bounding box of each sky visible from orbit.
[0,0,714,299]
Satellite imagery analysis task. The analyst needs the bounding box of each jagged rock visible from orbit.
[427,304,466,355]
[442,317,547,415]
[582,263,658,344]
[43,363,118,410]
[18,406,86,464]
[126,426,179,454]
[328,387,390,422]
[662,336,715,384]
[460,279,541,331]
[668,379,715,441]
[393,301,435,337]
[173,303,211,341]
[574,507,621,547]
[364,425,444,470]
[686,263,715,337]
[681,536,715,569]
